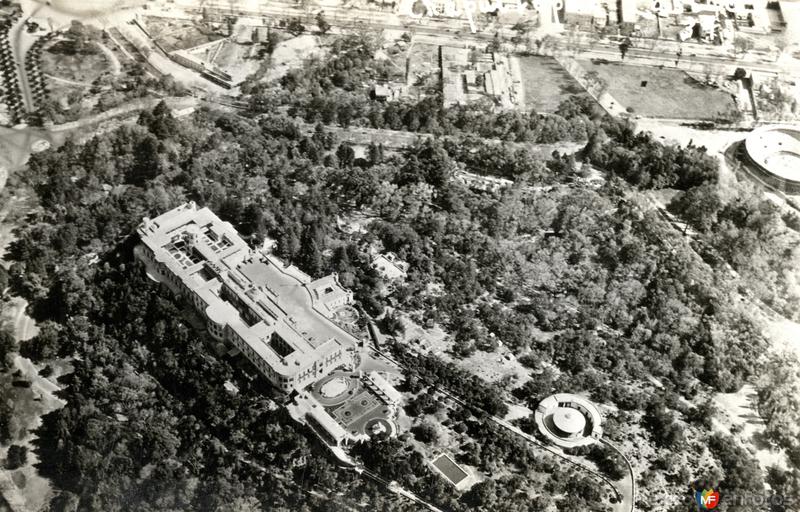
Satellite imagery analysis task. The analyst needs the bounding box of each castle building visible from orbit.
[135,202,359,392]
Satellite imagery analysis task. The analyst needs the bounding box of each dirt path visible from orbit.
[713,384,787,471]
[48,95,198,133]
[44,73,92,87]
[94,40,121,75]
[0,350,67,512]
[104,28,135,62]
[0,126,60,512]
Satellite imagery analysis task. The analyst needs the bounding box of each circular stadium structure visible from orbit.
[534,394,603,448]
[743,126,800,194]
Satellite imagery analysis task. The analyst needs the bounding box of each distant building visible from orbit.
[364,371,403,405]
[440,46,518,108]
[562,0,607,29]
[742,125,800,194]
[373,83,405,102]
[252,26,269,44]
[779,1,800,40]
[371,252,409,281]
[306,404,350,446]
[308,274,354,313]
[724,0,767,22]
[454,169,513,192]
[680,0,770,30]
[135,203,360,393]
[619,0,638,24]
[534,393,603,448]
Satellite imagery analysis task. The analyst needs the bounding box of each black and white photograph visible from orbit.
[0,0,799,511]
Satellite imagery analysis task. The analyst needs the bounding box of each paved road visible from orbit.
[8,14,34,113]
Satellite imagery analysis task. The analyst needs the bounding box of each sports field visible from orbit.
[578,59,737,119]
[431,454,469,485]
[314,375,395,436]
[517,56,583,113]
[331,390,382,427]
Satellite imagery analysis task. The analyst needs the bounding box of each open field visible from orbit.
[578,59,738,119]
[399,315,531,389]
[42,39,112,84]
[713,384,788,470]
[264,34,324,83]
[516,56,582,113]
[144,17,224,52]
[40,39,114,115]
[405,42,439,98]
[211,39,261,83]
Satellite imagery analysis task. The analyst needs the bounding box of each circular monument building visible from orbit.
[743,126,800,194]
[534,393,603,448]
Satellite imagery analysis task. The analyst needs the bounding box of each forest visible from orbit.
[3,96,790,511]
[2,31,798,511]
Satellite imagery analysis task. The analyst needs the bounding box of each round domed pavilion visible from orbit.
[534,393,603,448]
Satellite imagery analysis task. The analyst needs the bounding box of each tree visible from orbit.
[64,21,97,55]
[287,18,305,36]
[128,133,161,186]
[556,94,600,119]
[583,70,607,96]
[733,36,754,59]
[412,422,438,443]
[298,224,325,277]
[380,311,404,336]
[0,266,8,296]
[537,34,556,55]
[264,28,281,55]
[564,24,582,57]
[316,12,331,35]
[143,100,179,140]
[668,183,723,233]
[218,197,245,227]
[586,444,627,480]
[336,143,355,167]
[757,353,800,450]
[5,445,27,470]
[487,32,502,53]
[773,33,791,62]
[19,321,60,362]
[512,21,530,36]
[619,38,631,60]
[0,329,17,369]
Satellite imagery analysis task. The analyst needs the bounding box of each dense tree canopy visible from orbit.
[4,44,789,507]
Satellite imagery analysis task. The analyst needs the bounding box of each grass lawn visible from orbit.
[579,59,737,119]
[42,41,111,85]
[517,55,583,113]
[211,40,261,83]
[145,18,224,52]
[406,42,440,98]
